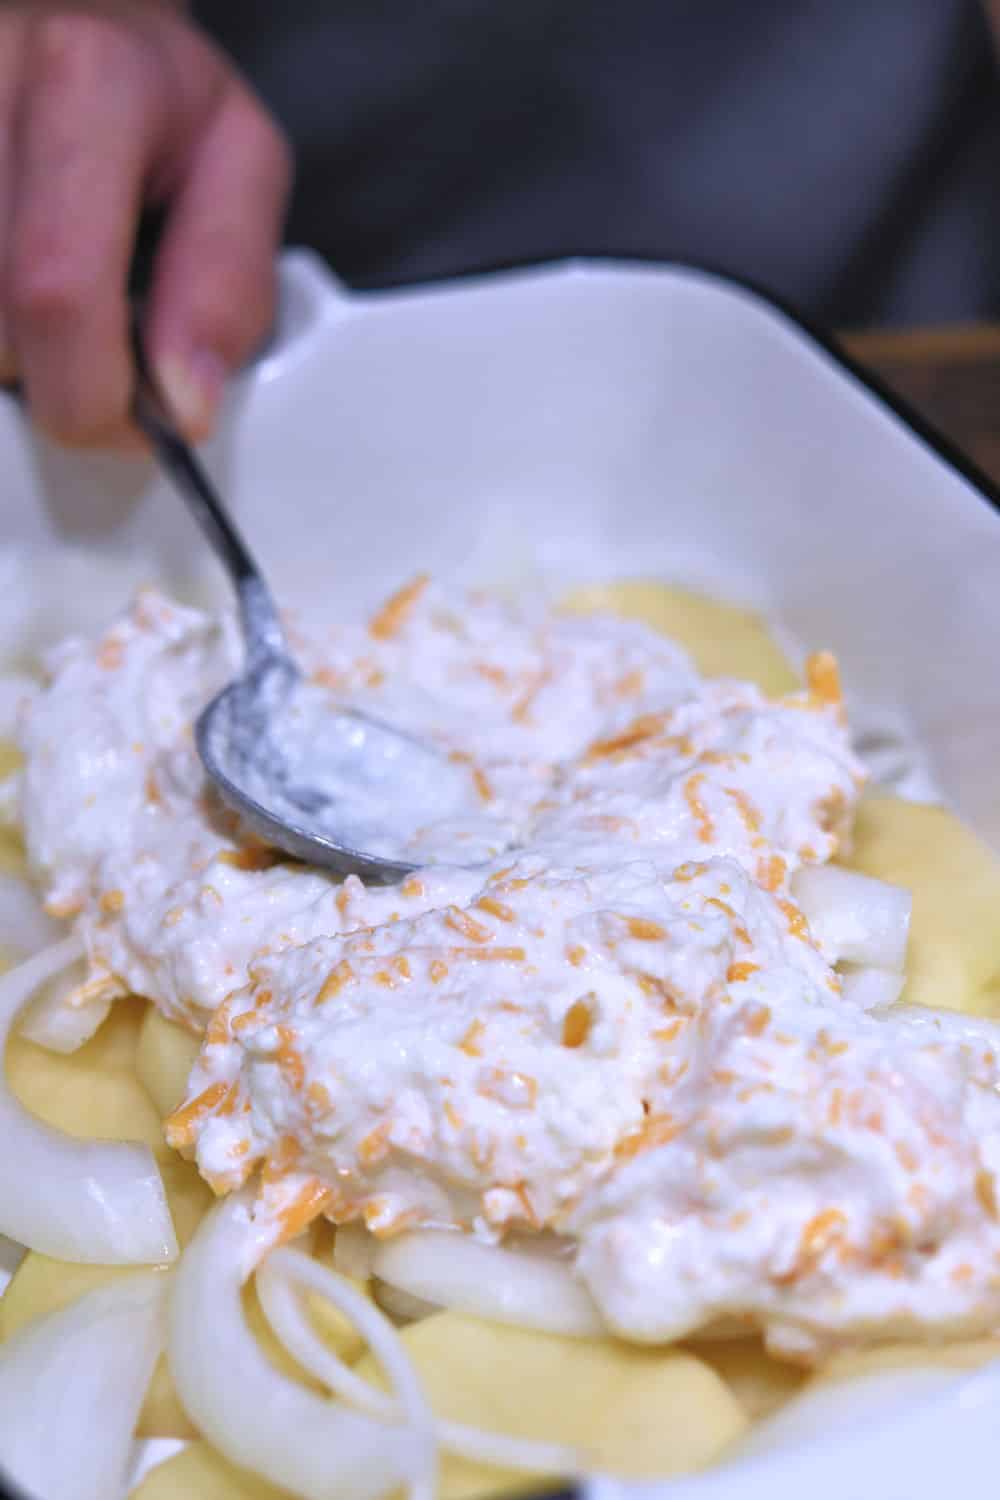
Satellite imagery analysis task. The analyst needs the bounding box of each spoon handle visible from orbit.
[129,312,287,667]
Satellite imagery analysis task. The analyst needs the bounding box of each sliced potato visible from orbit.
[815,1337,1000,1385]
[137,1005,202,1119]
[0,740,25,877]
[0,741,20,780]
[356,1312,747,1496]
[686,1336,806,1421]
[5,995,170,1158]
[843,796,1000,1016]
[563,581,799,695]
[130,1441,291,1500]
[0,835,24,880]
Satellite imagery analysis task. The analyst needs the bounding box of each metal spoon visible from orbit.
[130,323,466,883]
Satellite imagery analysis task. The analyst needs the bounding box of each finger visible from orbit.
[0,10,28,381]
[145,82,292,442]
[7,11,165,443]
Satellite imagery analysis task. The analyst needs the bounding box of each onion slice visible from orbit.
[168,1192,428,1500]
[0,674,36,742]
[792,865,911,971]
[838,966,904,1013]
[0,874,107,1052]
[0,937,177,1263]
[257,1248,582,1478]
[887,1003,1000,1048]
[373,1277,440,1325]
[373,1230,605,1336]
[0,1269,166,1500]
[0,873,60,958]
[332,1221,377,1281]
[18,955,113,1053]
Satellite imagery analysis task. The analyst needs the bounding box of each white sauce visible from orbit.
[218,673,509,865]
[12,579,1000,1360]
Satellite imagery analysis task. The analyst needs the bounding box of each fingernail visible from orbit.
[155,350,227,441]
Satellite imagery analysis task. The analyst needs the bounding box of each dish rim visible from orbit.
[338,248,1000,527]
[2,250,998,1500]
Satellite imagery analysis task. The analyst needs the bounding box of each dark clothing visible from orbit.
[195,0,1000,326]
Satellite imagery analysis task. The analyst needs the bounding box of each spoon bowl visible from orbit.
[131,321,464,883]
[195,668,420,882]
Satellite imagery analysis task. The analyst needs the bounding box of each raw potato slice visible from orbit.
[131,1441,292,1500]
[563,581,800,695]
[356,1312,747,1497]
[137,1006,202,1118]
[0,829,25,880]
[4,994,170,1158]
[0,741,20,779]
[842,797,1000,1017]
[687,1337,807,1420]
[814,1337,1000,1385]
[0,740,25,878]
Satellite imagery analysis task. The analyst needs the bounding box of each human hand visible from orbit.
[0,2,292,445]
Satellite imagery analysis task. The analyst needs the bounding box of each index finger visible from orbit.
[6,13,167,444]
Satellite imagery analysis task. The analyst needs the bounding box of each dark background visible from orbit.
[195,0,1000,327]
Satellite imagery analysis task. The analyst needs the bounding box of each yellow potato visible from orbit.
[842,796,1000,1016]
[815,1337,1000,1386]
[130,1441,291,1500]
[137,1005,202,1119]
[686,1336,806,1421]
[563,580,800,695]
[0,834,25,879]
[244,1267,370,1386]
[5,995,171,1158]
[355,1313,747,1496]
[0,739,25,877]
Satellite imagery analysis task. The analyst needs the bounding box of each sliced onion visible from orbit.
[0,874,102,1053]
[257,1248,581,1478]
[887,1004,1000,1048]
[373,1277,440,1325]
[168,1192,428,1500]
[0,938,177,1264]
[0,873,59,958]
[792,865,911,971]
[332,1221,377,1281]
[18,956,113,1053]
[0,673,36,741]
[258,1250,437,1430]
[838,966,904,1013]
[373,1230,605,1336]
[0,1269,166,1500]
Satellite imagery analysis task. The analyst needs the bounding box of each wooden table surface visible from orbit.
[840,324,1000,489]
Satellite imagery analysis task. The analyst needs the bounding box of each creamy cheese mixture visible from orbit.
[11,578,1000,1360]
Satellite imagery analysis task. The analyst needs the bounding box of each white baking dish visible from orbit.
[2,252,1000,1500]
